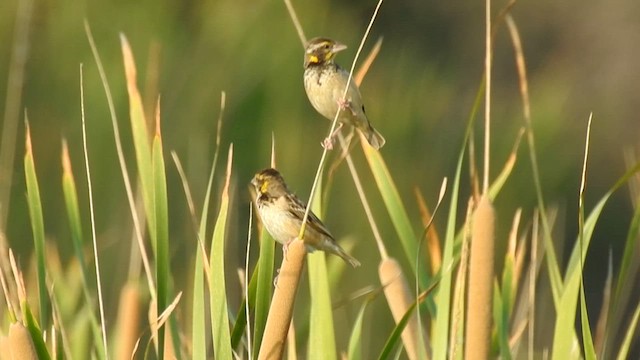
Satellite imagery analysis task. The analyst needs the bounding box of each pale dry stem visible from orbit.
[79,63,109,357]
[482,0,492,193]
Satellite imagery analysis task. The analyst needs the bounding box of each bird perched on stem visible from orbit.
[251,168,360,267]
[303,37,385,150]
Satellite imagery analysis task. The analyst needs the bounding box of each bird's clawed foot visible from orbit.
[320,123,344,150]
[337,98,351,111]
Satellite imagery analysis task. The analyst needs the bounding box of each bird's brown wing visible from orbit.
[286,193,335,240]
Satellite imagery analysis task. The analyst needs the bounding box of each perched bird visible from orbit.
[251,168,361,267]
[303,37,386,150]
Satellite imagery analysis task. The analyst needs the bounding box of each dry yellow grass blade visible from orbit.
[379,258,425,360]
[115,282,140,360]
[354,37,383,86]
[163,322,176,360]
[414,187,442,274]
[258,239,306,360]
[1,322,38,360]
[465,195,495,360]
[449,199,473,358]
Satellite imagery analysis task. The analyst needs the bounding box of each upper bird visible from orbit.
[251,168,361,267]
[303,37,385,150]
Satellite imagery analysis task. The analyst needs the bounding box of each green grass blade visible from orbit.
[191,156,221,357]
[192,160,215,358]
[542,228,562,310]
[361,146,432,356]
[431,83,482,358]
[61,144,106,359]
[493,283,511,360]
[252,231,275,358]
[119,34,155,243]
[488,130,522,202]
[307,252,336,360]
[361,144,420,273]
[22,301,51,360]
[605,185,640,357]
[121,34,175,358]
[209,145,234,359]
[616,197,640,298]
[552,162,640,358]
[378,304,415,360]
[552,196,606,358]
[61,144,90,288]
[191,95,225,358]
[377,291,431,360]
[152,132,180,357]
[307,177,336,360]
[431,165,462,359]
[231,260,260,349]
[192,242,206,358]
[578,118,596,360]
[347,300,369,360]
[501,244,515,317]
[23,123,49,329]
[615,301,640,360]
[580,282,596,360]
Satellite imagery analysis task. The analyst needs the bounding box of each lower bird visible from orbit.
[251,168,360,267]
[303,37,385,150]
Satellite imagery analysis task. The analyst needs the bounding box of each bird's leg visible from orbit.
[275,239,290,287]
[321,122,344,150]
[282,238,293,260]
[274,237,295,287]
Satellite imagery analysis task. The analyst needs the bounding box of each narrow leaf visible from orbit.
[347,301,368,360]
[308,178,336,360]
[615,302,640,360]
[209,145,234,359]
[552,162,640,357]
[119,34,155,241]
[23,122,49,329]
[61,142,105,359]
[362,144,420,272]
[252,229,275,358]
[432,80,484,359]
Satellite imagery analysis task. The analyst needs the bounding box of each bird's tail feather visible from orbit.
[331,244,361,268]
[362,125,385,149]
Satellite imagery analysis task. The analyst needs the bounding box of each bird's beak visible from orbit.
[332,42,347,53]
[248,180,259,202]
[250,178,260,190]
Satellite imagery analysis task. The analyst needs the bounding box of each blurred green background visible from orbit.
[1,0,639,355]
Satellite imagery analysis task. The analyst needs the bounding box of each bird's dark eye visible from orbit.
[323,43,330,49]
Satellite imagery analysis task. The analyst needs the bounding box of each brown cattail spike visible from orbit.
[465,196,495,360]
